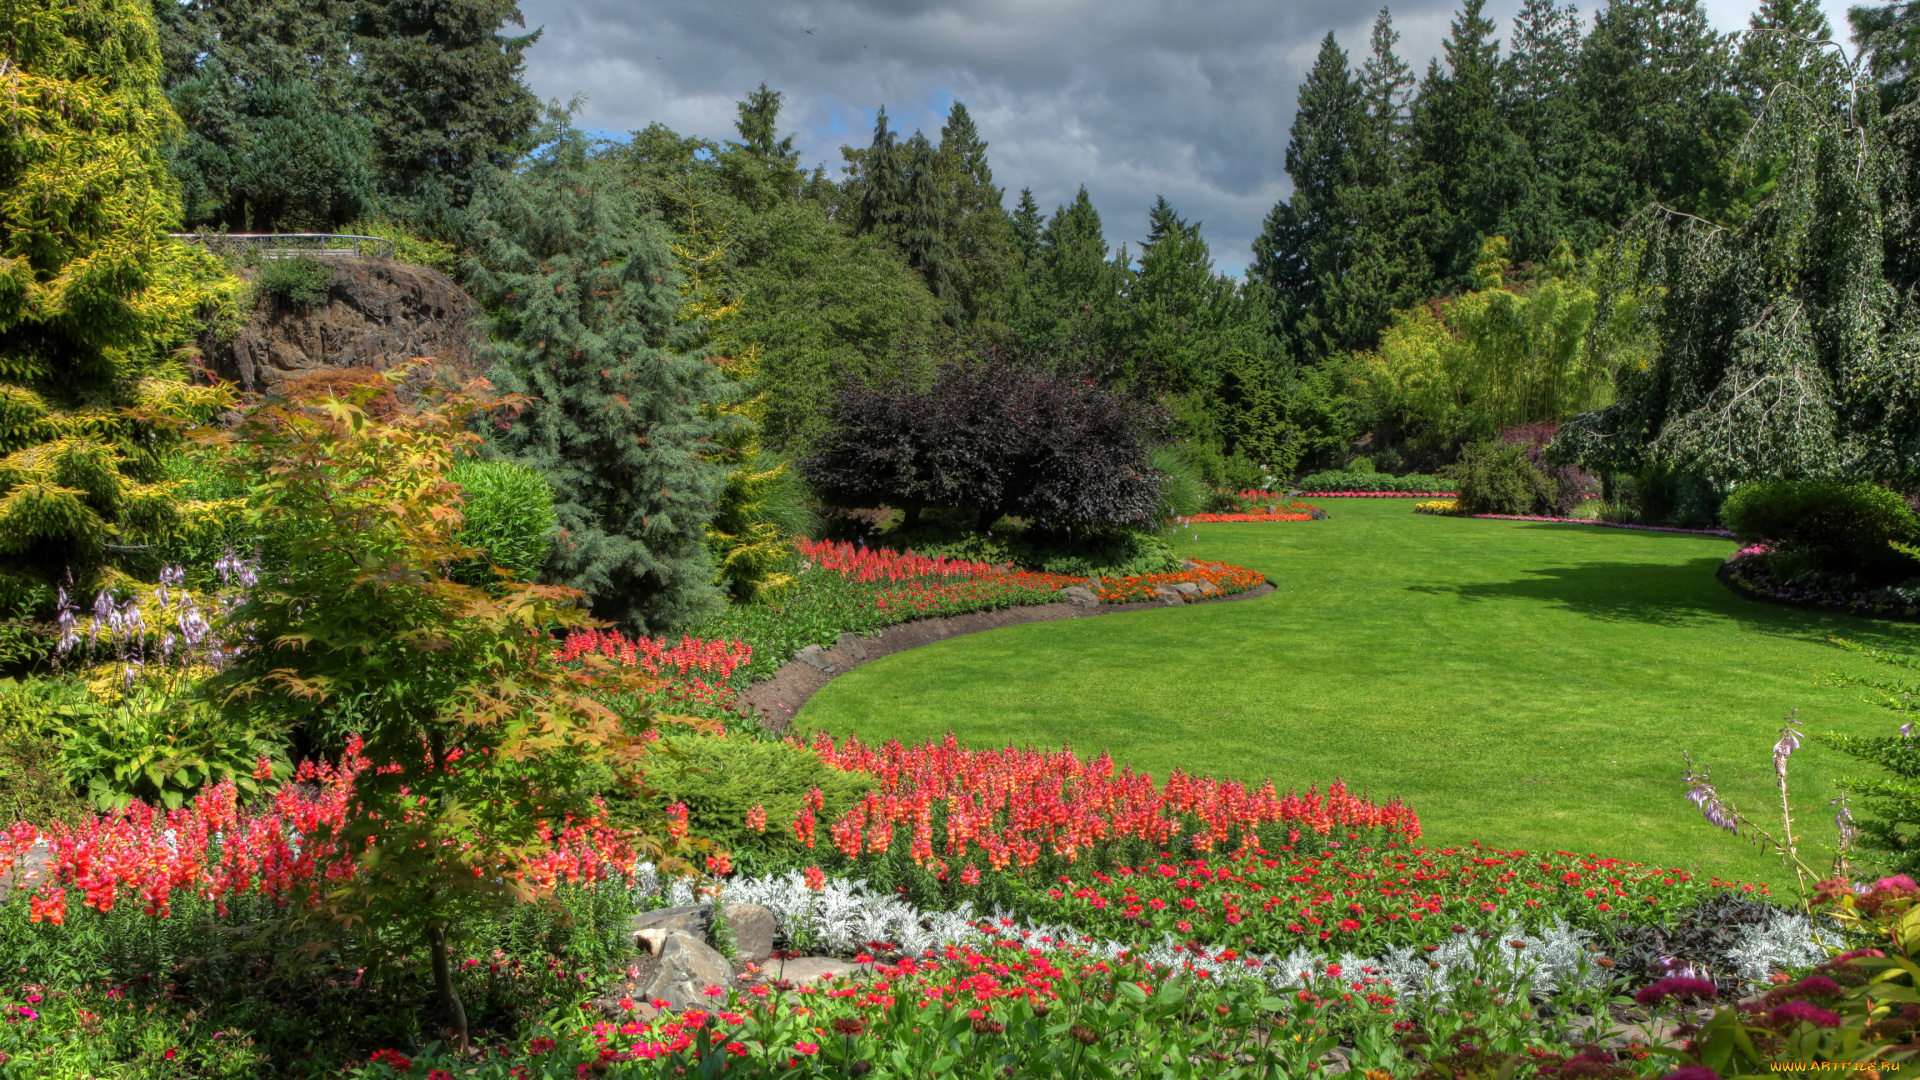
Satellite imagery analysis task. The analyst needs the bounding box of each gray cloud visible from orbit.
[518,0,1851,278]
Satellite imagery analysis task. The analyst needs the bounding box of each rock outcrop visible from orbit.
[205,257,481,393]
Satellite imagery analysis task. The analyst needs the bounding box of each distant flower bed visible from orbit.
[1295,470,1452,494]
[1301,490,1459,498]
[1187,493,1326,522]
[1468,514,1734,538]
[1414,499,1459,515]
[1721,546,1920,621]
[1085,558,1266,601]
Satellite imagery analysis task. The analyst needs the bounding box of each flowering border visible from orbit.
[1298,491,1458,498]
[1717,553,1920,624]
[1462,514,1735,538]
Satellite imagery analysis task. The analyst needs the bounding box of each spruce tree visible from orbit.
[1251,33,1365,360]
[1573,0,1744,227]
[1011,188,1045,264]
[353,0,542,209]
[896,132,956,306]
[855,109,907,238]
[1501,0,1592,258]
[1408,0,1528,287]
[1737,0,1843,118]
[0,0,238,607]
[935,102,1018,327]
[467,126,733,632]
[1015,187,1125,350]
[1854,1,1920,113]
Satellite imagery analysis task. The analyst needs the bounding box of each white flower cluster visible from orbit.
[636,867,1830,999]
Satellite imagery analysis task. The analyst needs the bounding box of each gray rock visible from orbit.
[769,956,865,985]
[1180,558,1202,570]
[1170,581,1201,596]
[1058,585,1099,607]
[795,644,835,672]
[1152,584,1186,605]
[835,633,869,660]
[722,902,777,964]
[631,905,708,941]
[1194,580,1221,596]
[640,931,735,1011]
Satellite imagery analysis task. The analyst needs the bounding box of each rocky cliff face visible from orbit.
[205,257,482,393]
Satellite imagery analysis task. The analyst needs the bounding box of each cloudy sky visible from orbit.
[518,0,1862,277]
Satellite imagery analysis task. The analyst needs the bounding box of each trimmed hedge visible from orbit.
[1721,480,1918,571]
[1296,470,1451,493]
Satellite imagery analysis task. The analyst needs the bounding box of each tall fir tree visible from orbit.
[468,126,733,632]
[1737,0,1843,118]
[1015,187,1124,351]
[935,102,1018,328]
[855,109,907,238]
[353,0,542,210]
[1011,188,1045,264]
[1501,0,1592,258]
[1250,33,1366,360]
[1573,0,1744,226]
[1853,1,1920,113]
[1408,0,1529,287]
[896,131,956,307]
[720,83,804,209]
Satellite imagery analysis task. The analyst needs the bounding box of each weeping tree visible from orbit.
[1552,38,1920,484]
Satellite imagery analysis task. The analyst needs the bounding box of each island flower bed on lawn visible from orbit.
[1186,493,1327,523]
[1458,513,1734,538]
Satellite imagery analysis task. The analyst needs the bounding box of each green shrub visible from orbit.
[345,216,458,274]
[0,678,87,825]
[1151,446,1209,520]
[1722,480,1918,571]
[449,459,559,586]
[1450,439,1555,516]
[639,735,875,865]
[56,684,285,812]
[253,254,335,306]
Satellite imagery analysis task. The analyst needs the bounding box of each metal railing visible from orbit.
[168,233,396,259]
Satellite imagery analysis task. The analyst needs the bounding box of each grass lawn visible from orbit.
[795,498,1920,889]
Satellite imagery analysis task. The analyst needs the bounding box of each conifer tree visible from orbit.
[1015,188,1125,350]
[1011,188,1045,264]
[1737,0,1842,116]
[1408,0,1528,286]
[1853,1,1920,113]
[467,125,733,632]
[855,109,907,239]
[353,0,542,210]
[896,132,956,305]
[1501,0,1592,257]
[935,102,1017,327]
[0,0,239,608]
[1251,33,1365,360]
[1573,0,1743,226]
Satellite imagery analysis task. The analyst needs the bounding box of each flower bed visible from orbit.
[1187,495,1326,523]
[1466,513,1734,538]
[557,630,757,716]
[1300,490,1458,498]
[1414,499,1458,515]
[1720,547,1920,622]
[1006,844,1758,957]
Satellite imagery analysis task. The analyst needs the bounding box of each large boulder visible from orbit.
[629,902,778,965]
[638,931,733,1011]
[204,256,481,394]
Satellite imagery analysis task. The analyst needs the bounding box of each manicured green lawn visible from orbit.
[797,498,1920,888]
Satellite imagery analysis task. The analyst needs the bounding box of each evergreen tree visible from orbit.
[896,131,956,306]
[1738,0,1837,111]
[467,126,733,632]
[1015,187,1125,350]
[1251,33,1365,360]
[354,0,542,210]
[935,102,1018,327]
[1408,0,1528,287]
[1501,0,1592,258]
[1011,188,1045,264]
[1573,0,1744,226]
[1853,1,1920,113]
[721,83,804,209]
[0,0,239,607]
[855,109,907,238]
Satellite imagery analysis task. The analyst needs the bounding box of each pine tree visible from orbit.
[353,0,542,209]
[1016,187,1124,350]
[468,126,734,632]
[1737,0,1844,121]
[1573,0,1744,227]
[720,83,804,209]
[1251,33,1365,360]
[896,132,956,306]
[856,109,906,238]
[1011,188,1045,264]
[935,102,1018,327]
[1408,0,1528,287]
[1501,0,1592,258]
[0,0,239,607]
[1853,2,1920,113]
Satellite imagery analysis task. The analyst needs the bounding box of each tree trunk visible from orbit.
[427,921,469,1052]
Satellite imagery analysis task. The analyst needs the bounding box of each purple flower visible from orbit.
[1767,1000,1841,1029]
[1662,1068,1720,1080]
[1635,976,1717,1006]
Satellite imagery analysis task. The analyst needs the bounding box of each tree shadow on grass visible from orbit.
[1408,557,1917,646]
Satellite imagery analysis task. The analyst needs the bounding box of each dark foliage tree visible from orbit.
[1850,1,1920,113]
[466,125,734,632]
[353,0,542,209]
[802,361,1166,533]
[1501,0,1593,259]
[170,71,375,231]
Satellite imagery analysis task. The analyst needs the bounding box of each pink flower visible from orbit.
[1874,875,1918,893]
[794,1041,819,1055]
[1662,1068,1720,1080]
[1634,977,1716,1006]
[1767,1000,1842,1029]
